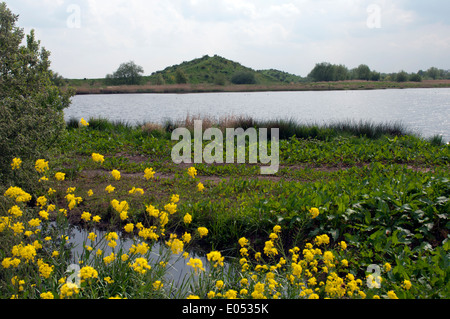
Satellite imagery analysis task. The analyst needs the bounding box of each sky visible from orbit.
[5,0,450,79]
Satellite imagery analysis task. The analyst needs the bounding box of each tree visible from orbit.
[0,2,74,182]
[106,61,144,85]
[409,73,422,82]
[355,64,371,80]
[395,70,408,82]
[308,62,336,82]
[426,67,440,80]
[334,64,349,81]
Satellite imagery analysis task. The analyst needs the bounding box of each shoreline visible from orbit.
[71,80,450,95]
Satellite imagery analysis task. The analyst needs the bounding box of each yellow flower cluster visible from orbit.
[91,153,105,164]
[198,227,208,238]
[4,186,32,203]
[79,266,99,283]
[187,258,205,274]
[130,258,151,274]
[207,251,225,268]
[166,235,184,254]
[144,167,156,180]
[80,118,89,127]
[111,169,121,181]
[35,159,49,174]
[309,207,320,219]
[11,158,22,170]
[187,167,197,179]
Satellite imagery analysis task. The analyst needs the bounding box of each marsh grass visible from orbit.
[74,115,412,142]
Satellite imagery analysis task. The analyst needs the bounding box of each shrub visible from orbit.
[231,71,256,85]
[0,3,73,185]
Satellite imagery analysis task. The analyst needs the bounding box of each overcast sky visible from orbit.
[5,0,450,79]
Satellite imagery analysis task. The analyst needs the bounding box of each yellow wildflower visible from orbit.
[387,290,399,299]
[153,281,163,290]
[11,158,22,170]
[79,266,98,282]
[144,167,155,180]
[309,207,320,219]
[164,202,177,215]
[81,211,91,222]
[159,211,169,227]
[197,182,205,192]
[103,252,116,265]
[207,291,216,299]
[131,258,151,274]
[35,159,49,173]
[4,187,32,203]
[187,167,197,178]
[182,232,192,243]
[225,290,238,299]
[273,225,281,233]
[11,222,24,234]
[198,227,208,238]
[112,200,129,213]
[38,261,54,279]
[92,153,105,164]
[8,205,23,218]
[59,283,79,299]
[124,223,134,233]
[171,194,180,203]
[36,196,47,208]
[55,172,66,181]
[111,169,121,181]
[167,237,184,255]
[105,185,115,193]
[187,258,205,273]
[80,118,89,127]
[88,233,97,241]
[263,240,278,257]
[216,280,224,290]
[207,251,225,268]
[238,237,249,247]
[129,187,144,195]
[314,234,330,246]
[402,280,412,290]
[384,263,392,272]
[40,292,54,299]
[183,213,192,224]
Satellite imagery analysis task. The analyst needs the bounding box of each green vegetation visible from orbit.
[64,55,449,94]
[0,2,73,186]
[1,3,449,300]
[146,55,280,85]
[105,61,144,85]
[1,115,449,299]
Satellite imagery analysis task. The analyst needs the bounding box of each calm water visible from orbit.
[68,225,210,292]
[65,88,450,142]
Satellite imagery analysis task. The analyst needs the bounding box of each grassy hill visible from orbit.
[145,55,303,85]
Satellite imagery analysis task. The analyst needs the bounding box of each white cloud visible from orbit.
[4,0,449,78]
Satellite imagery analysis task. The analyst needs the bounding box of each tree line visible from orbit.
[101,60,449,85]
[307,62,450,82]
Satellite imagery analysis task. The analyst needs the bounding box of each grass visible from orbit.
[1,116,449,299]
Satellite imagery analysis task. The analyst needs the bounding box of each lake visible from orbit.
[65,88,450,142]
